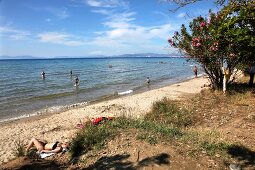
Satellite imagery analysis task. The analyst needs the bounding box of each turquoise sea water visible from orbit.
[0,57,197,122]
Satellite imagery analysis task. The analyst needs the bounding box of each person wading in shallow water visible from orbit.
[146,77,150,84]
[41,71,45,79]
[193,66,198,78]
[74,76,79,86]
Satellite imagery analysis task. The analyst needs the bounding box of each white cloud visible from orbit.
[86,0,102,7]
[102,24,173,42]
[104,12,136,28]
[38,32,85,46]
[85,0,128,8]
[83,0,178,55]
[177,12,186,18]
[82,0,180,55]
[0,26,30,40]
[88,6,176,47]
[91,9,112,15]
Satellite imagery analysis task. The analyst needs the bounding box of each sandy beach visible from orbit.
[0,77,209,165]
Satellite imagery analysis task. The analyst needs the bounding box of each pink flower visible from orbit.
[192,37,202,47]
[209,42,218,51]
[168,38,175,47]
[200,22,206,27]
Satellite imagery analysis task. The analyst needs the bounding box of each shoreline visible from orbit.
[0,75,199,124]
[0,76,209,164]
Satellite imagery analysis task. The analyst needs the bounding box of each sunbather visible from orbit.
[26,137,69,154]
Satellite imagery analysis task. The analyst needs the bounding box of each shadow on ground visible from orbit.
[2,157,65,170]
[227,145,255,169]
[83,152,170,170]
[228,83,255,94]
[5,153,169,170]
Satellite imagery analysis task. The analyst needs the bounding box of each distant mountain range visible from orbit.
[0,53,182,59]
[0,55,40,59]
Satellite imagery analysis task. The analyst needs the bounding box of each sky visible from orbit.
[0,0,219,58]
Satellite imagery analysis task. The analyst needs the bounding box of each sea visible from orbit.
[0,57,198,122]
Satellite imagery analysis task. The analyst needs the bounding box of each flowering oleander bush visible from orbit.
[168,0,255,89]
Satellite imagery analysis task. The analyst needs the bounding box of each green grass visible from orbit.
[145,97,194,127]
[136,133,158,145]
[200,141,236,156]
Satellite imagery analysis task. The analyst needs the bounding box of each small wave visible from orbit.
[0,113,37,123]
[118,89,133,95]
[0,101,89,123]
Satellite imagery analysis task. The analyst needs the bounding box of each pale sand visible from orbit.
[0,77,209,164]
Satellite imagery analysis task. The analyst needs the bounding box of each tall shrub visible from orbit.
[168,0,255,89]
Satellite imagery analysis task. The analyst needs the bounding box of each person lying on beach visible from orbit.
[26,137,69,154]
[77,116,114,129]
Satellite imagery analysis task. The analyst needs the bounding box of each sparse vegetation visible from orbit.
[70,122,117,157]
[69,98,188,157]
[70,115,183,157]
[145,97,194,127]
[200,141,235,156]
[12,140,25,157]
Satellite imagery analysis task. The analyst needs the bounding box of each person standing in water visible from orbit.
[146,77,150,84]
[41,71,45,79]
[193,66,198,78]
[70,70,73,76]
[74,76,79,86]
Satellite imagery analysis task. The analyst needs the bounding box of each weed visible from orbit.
[136,133,158,145]
[70,122,117,157]
[145,97,194,127]
[12,140,25,157]
[200,141,234,156]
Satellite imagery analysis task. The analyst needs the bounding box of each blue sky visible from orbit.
[0,0,219,57]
